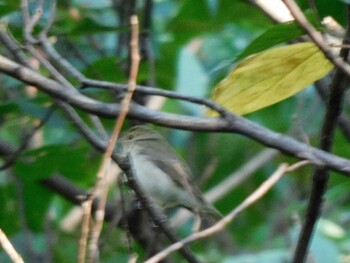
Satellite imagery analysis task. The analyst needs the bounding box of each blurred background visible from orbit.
[0,0,349,262]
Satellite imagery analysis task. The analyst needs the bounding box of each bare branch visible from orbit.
[87,14,141,263]
[282,0,350,78]
[78,200,93,263]
[291,3,350,262]
[0,228,25,263]
[0,106,55,170]
[1,55,350,176]
[205,149,278,203]
[145,161,310,263]
[119,155,200,263]
[81,79,229,117]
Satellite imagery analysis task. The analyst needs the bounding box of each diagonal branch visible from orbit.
[291,4,350,263]
[145,161,310,263]
[1,54,350,177]
[119,154,200,263]
[282,0,350,78]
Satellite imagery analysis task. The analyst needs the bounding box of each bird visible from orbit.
[119,125,222,220]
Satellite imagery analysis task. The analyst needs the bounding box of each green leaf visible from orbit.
[13,143,97,231]
[53,16,120,36]
[16,144,96,183]
[0,183,20,234]
[235,21,306,61]
[0,0,19,17]
[298,0,347,25]
[235,10,322,62]
[82,57,126,83]
[22,181,53,232]
[208,42,333,116]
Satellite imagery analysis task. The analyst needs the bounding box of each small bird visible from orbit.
[119,125,221,220]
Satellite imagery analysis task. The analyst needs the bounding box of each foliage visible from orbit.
[0,0,349,263]
[209,42,333,115]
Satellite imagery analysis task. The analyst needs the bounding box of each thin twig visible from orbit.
[25,44,74,88]
[0,228,25,263]
[78,200,93,263]
[38,33,86,81]
[119,155,200,263]
[315,79,350,142]
[40,174,118,222]
[171,149,278,228]
[56,102,108,152]
[55,97,177,263]
[0,28,29,67]
[37,20,110,152]
[0,106,55,170]
[21,0,74,90]
[282,0,350,78]
[81,79,229,117]
[1,23,350,177]
[42,0,56,35]
[245,1,350,143]
[86,15,141,263]
[145,160,310,263]
[205,149,278,203]
[3,54,350,176]
[21,0,44,43]
[88,115,109,141]
[291,4,350,262]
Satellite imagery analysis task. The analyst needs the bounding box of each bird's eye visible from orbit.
[127,135,134,140]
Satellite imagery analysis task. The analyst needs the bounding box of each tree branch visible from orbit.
[1,55,350,177]
[291,4,350,262]
[282,0,350,78]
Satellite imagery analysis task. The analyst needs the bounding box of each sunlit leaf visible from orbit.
[208,42,333,116]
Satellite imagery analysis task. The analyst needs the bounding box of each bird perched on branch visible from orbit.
[119,125,222,220]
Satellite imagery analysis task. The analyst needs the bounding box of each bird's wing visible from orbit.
[138,139,193,188]
[138,139,222,218]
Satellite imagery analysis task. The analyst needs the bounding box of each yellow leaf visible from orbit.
[208,42,333,116]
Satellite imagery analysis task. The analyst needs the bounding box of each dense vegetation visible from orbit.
[0,1,349,262]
